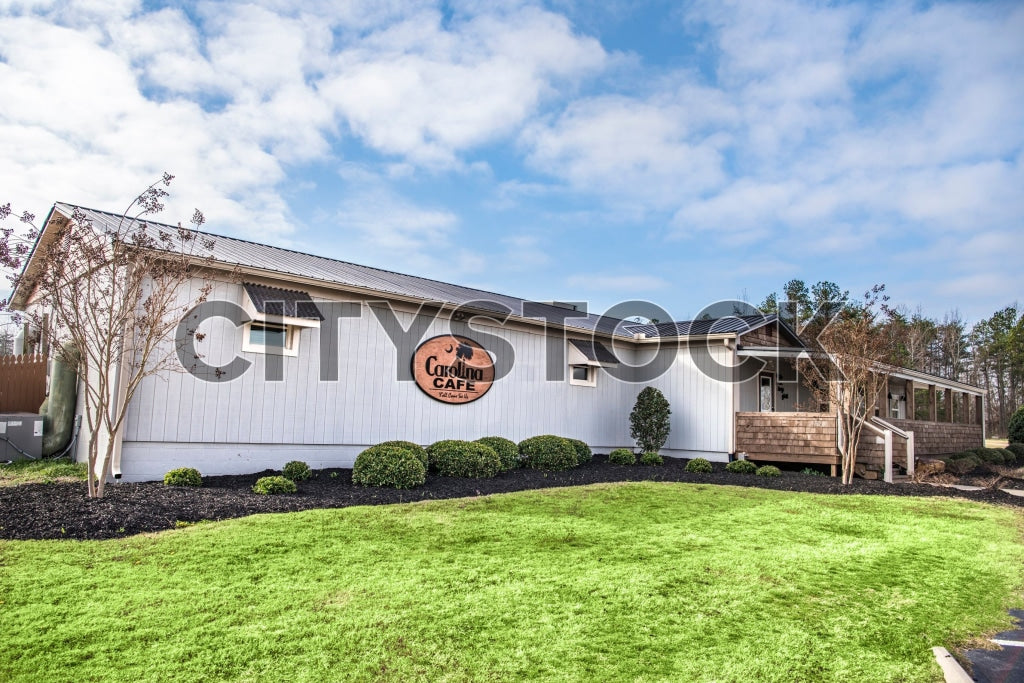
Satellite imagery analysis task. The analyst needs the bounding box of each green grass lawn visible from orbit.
[1,483,1022,682]
[0,458,86,487]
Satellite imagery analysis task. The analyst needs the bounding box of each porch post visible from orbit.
[906,381,915,421]
[961,392,970,425]
[875,373,887,417]
[906,430,915,478]
[883,430,893,484]
[944,388,953,423]
[928,384,937,422]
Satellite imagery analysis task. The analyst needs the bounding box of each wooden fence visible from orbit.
[0,354,48,412]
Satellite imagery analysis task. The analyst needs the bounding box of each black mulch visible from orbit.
[2,455,1023,540]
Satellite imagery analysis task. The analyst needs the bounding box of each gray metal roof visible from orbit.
[623,314,782,338]
[48,203,783,341]
[53,203,634,336]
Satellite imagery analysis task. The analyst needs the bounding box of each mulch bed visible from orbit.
[2,455,1023,540]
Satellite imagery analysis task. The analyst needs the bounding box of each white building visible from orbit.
[10,203,985,482]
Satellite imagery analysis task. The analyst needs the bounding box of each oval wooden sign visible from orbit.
[412,335,495,404]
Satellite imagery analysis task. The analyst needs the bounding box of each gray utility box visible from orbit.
[0,413,45,461]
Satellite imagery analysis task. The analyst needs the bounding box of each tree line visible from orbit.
[758,279,1022,438]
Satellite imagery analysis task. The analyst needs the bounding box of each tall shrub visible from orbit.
[629,387,671,453]
[1008,406,1024,445]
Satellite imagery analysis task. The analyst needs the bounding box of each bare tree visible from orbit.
[801,285,892,484]
[1,175,215,497]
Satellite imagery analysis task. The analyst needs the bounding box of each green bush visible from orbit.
[163,467,202,487]
[519,435,579,471]
[1006,443,1024,462]
[352,445,426,489]
[474,437,520,471]
[282,460,312,481]
[801,467,825,476]
[756,465,782,477]
[976,448,1005,465]
[568,439,593,464]
[608,448,636,465]
[946,454,981,475]
[427,440,501,478]
[685,458,712,473]
[377,440,428,469]
[252,475,297,495]
[639,451,664,465]
[726,460,757,474]
[629,387,671,453]
[1008,406,1024,445]
[998,448,1016,465]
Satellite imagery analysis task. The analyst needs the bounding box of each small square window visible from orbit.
[242,321,298,356]
[249,323,288,347]
[569,365,597,387]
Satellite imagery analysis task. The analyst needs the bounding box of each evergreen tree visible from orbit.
[629,387,671,453]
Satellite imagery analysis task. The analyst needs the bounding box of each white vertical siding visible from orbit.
[120,280,737,480]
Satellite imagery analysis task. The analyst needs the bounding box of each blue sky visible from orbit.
[1,0,1021,323]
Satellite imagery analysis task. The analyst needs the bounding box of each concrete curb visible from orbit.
[932,647,973,682]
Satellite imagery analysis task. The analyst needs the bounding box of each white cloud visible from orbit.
[0,0,609,249]
[319,5,606,166]
[522,87,734,210]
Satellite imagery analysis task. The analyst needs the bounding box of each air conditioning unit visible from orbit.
[0,413,45,461]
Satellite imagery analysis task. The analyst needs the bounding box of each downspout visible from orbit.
[727,337,738,456]
[108,341,131,480]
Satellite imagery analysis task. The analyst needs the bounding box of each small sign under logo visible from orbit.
[412,335,495,404]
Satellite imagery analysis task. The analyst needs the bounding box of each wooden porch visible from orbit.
[735,409,984,479]
[735,412,841,474]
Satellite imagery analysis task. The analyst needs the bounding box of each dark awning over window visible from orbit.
[568,338,619,365]
[243,282,324,320]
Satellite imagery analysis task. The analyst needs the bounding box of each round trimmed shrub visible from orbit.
[252,475,297,495]
[519,435,578,471]
[639,451,664,465]
[608,448,636,465]
[979,448,1005,465]
[945,454,981,475]
[569,439,593,464]
[377,440,428,469]
[1008,406,1024,445]
[726,459,757,474]
[685,458,712,473]
[352,445,426,489]
[282,460,312,481]
[997,448,1015,465]
[475,437,520,471]
[1006,443,1024,462]
[163,467,202,487]
[756,465,782,477]
[427,440,501,478]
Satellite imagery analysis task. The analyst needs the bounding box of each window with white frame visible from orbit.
[240,282,323,357]
[242,321,299,356]
[569,364,597,387]
[566,338,618,388]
